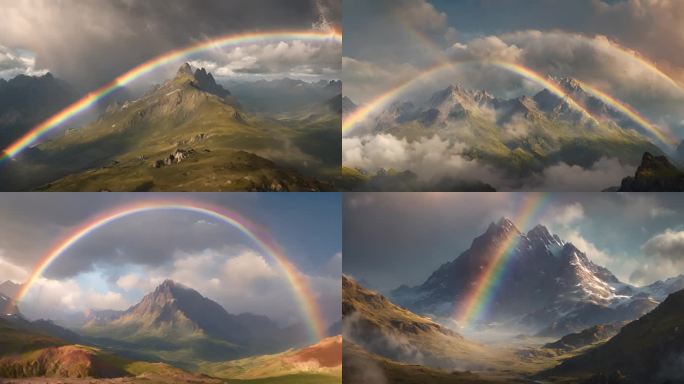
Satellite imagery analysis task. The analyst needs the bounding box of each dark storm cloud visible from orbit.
[343,193,684,292]
[0,193,341,280]
[0,0,340,89]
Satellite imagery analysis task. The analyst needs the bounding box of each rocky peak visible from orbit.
[618,152,684,191]
[557,77,584,94]
[176,63,194,77]
[193,67,231,98]
[527,224,562,248]
[488,217,519,235]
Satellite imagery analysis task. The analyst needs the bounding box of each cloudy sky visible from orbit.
[344,192,684,292]
[342,0,684,191]
[0,0,341,90]
[0,193,341,330]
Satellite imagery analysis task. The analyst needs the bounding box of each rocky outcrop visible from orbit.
[617,152,684,191]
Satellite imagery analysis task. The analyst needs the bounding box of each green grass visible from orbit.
[229,373,340,384]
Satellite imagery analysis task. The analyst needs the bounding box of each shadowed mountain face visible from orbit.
[1,64,338,191]
[392,219,663,336]
[547,288,684,383]
[342,275,498,370]
[616,152,684,191]
[82,280,310,365]
[0,73,76,149]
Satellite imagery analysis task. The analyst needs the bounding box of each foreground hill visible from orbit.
[546,288,684,383]
[199,335,341,381]
[2,63,338,191]
[342,275,503,370]
[0,318,219,383]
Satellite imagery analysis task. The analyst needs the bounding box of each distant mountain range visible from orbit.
[0,73,77,149]
[392,218,683,336]
[1,64,340,191]
[546,288,684,383]
[345,78,665,190]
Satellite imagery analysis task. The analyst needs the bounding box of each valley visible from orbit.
[0,281,341,384]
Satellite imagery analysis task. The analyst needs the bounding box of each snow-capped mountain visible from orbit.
[391,218,661,336]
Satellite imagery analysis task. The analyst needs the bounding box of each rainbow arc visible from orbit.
[11,200,327,342]
[1,30,341,161]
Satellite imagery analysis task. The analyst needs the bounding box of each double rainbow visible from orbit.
[12,200,328,342]
[455,193,550,328]
[1,30,341,161]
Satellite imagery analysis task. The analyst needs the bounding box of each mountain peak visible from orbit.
[177,63,194,77]
[557,77,583,93]
[192,67,231,98]
[489,217,518,233]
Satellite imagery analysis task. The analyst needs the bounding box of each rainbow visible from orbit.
[342,61,598,136]
[1,30,341,161]
[455,193,550,328]
[574,79,678,148]
[12,200,327,342]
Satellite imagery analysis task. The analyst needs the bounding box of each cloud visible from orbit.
[0,252,28,283]
[521,157,635,191]
[0,0,339,89]
[642,229,684,263]
[110,247,339,327]
[23,277,131,316]
[0,45,47,79]
[544,202,585,227]
[343,133,499,186]
[188,39,340,80]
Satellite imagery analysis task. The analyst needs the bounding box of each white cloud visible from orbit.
[522,157,635,191]
[0,45,46,79]
[23,277,131,318]
[642,229,684,263]
[553,203,585,227]
[343,133,498,185]
[188,40,341,80]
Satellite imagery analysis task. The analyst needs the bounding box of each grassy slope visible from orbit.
[198,336,341,380]
[16,74,338,191]
[352,109,663,188]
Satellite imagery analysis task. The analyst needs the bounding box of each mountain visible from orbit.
[615,152,684,191]
[351,78,663,189]
[0,293,20,318]
[199,335,341,381]
[2,64,336,191]
[342,96,357,116]
[392,219,658,336]
[0,73,77,148]
[82,280,310,366]
[0,317,220,382]
[342,275,500,370]
[546,288,684,383]
[542,323,623,354]
[0,281,22,299]
[224,78,341,114]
